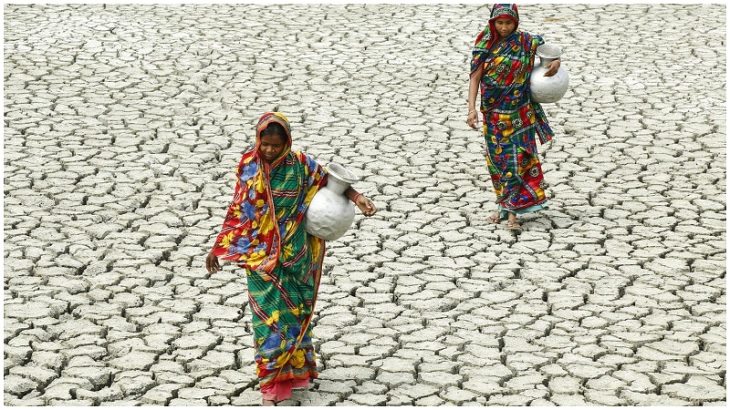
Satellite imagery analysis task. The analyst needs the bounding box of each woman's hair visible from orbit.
[260,122,287,139]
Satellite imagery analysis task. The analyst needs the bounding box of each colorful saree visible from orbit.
[211,112,328,402]
[471,4,554,219]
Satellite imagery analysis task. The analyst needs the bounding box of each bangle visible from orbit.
[353,193,363,203]
[468,109,476,115]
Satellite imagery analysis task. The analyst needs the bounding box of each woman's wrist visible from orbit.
[353,193,363,203]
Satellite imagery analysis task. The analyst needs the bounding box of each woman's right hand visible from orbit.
[466,110,479,129]
[206,252,221,275]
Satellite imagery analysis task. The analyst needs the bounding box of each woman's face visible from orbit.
[259,133,286,163]
[493,17,516,38]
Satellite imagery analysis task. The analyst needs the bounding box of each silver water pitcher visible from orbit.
[304,163,358,241]
[530,43,570,103]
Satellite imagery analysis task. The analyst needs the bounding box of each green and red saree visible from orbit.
[211,112,327,401]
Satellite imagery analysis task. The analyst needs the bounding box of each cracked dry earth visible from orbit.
[3,3,727,407]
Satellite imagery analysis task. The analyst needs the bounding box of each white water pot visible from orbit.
[530,43,570,104]
[304,163,358,241]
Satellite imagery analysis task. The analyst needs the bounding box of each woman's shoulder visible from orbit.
[517,30,545,44]
[292,151,323,170]
[291,150,311,163]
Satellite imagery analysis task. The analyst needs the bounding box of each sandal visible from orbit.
[488,213,501,224]
[507,220,522,233]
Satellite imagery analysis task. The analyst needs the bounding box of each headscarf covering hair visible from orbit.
[490,3,519,26]
[472,4,521,58]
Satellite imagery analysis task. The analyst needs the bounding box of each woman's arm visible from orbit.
[344,186,376,216]
[466,65,483,129]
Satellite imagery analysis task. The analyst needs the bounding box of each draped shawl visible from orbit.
[211,112,328,274]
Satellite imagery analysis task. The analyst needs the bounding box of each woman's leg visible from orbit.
[292,378,310,390]
[488,210,501,224]
[261,380,294,405]
[247,266,296,406]
[255,241,322,406]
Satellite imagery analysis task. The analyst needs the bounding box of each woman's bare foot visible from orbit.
[262,399,276,406]
[488,211,501,224]
[507,213,521,233]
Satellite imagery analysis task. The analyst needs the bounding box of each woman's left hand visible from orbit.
[466,110,479,129]
[544,60,560,77]
[356,195,377,217]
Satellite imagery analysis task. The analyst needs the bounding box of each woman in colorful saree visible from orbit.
[466,4,560,232]
[205,112,376,405]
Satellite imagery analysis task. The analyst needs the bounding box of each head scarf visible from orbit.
[491,4,519,27]
[211,112,327,274]
[255,112,293,168]
[473,4,520,59]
